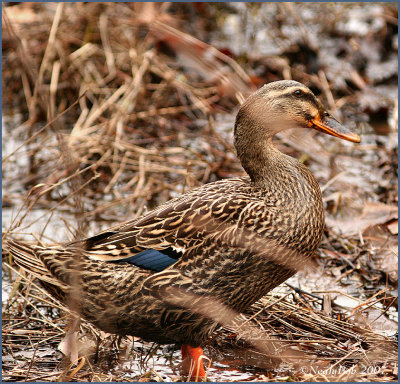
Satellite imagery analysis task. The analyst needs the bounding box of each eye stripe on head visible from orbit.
[239,80,322,124]
[271,87,319,109]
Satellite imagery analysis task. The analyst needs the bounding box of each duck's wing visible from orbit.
[75,178,256,272]
[73,227,182,272]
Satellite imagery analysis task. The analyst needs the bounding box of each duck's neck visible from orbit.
[234,120,294,186]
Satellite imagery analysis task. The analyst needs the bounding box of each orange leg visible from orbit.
[181,345,206,381]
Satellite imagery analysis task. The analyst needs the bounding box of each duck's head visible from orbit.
[234,80,360,155]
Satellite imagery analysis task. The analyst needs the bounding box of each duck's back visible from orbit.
[73,165,323,311]
[165,167,324,311]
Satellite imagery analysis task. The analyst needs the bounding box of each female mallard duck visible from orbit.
[8,80,360,380]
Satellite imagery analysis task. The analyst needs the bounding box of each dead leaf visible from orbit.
[360,202,398,228]
[363,225,398,284]
[386,220,398,235]
[326,202,398,236]
[58,331,79,363]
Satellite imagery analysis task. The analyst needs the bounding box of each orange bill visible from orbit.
[309,113,361,143]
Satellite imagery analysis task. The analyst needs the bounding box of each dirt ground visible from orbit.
[2,3,398,382]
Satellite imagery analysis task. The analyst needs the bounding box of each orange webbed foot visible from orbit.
[181,345,207,381]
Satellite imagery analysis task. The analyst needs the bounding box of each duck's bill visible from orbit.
[309,114,361,143]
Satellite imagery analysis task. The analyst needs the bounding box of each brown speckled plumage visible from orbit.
[8,80,360,350]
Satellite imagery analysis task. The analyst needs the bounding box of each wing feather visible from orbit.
[72,177,271,272]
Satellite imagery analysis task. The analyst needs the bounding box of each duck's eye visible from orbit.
[293,89,303,97]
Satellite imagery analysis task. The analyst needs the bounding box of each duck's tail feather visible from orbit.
[6,239,69,300]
